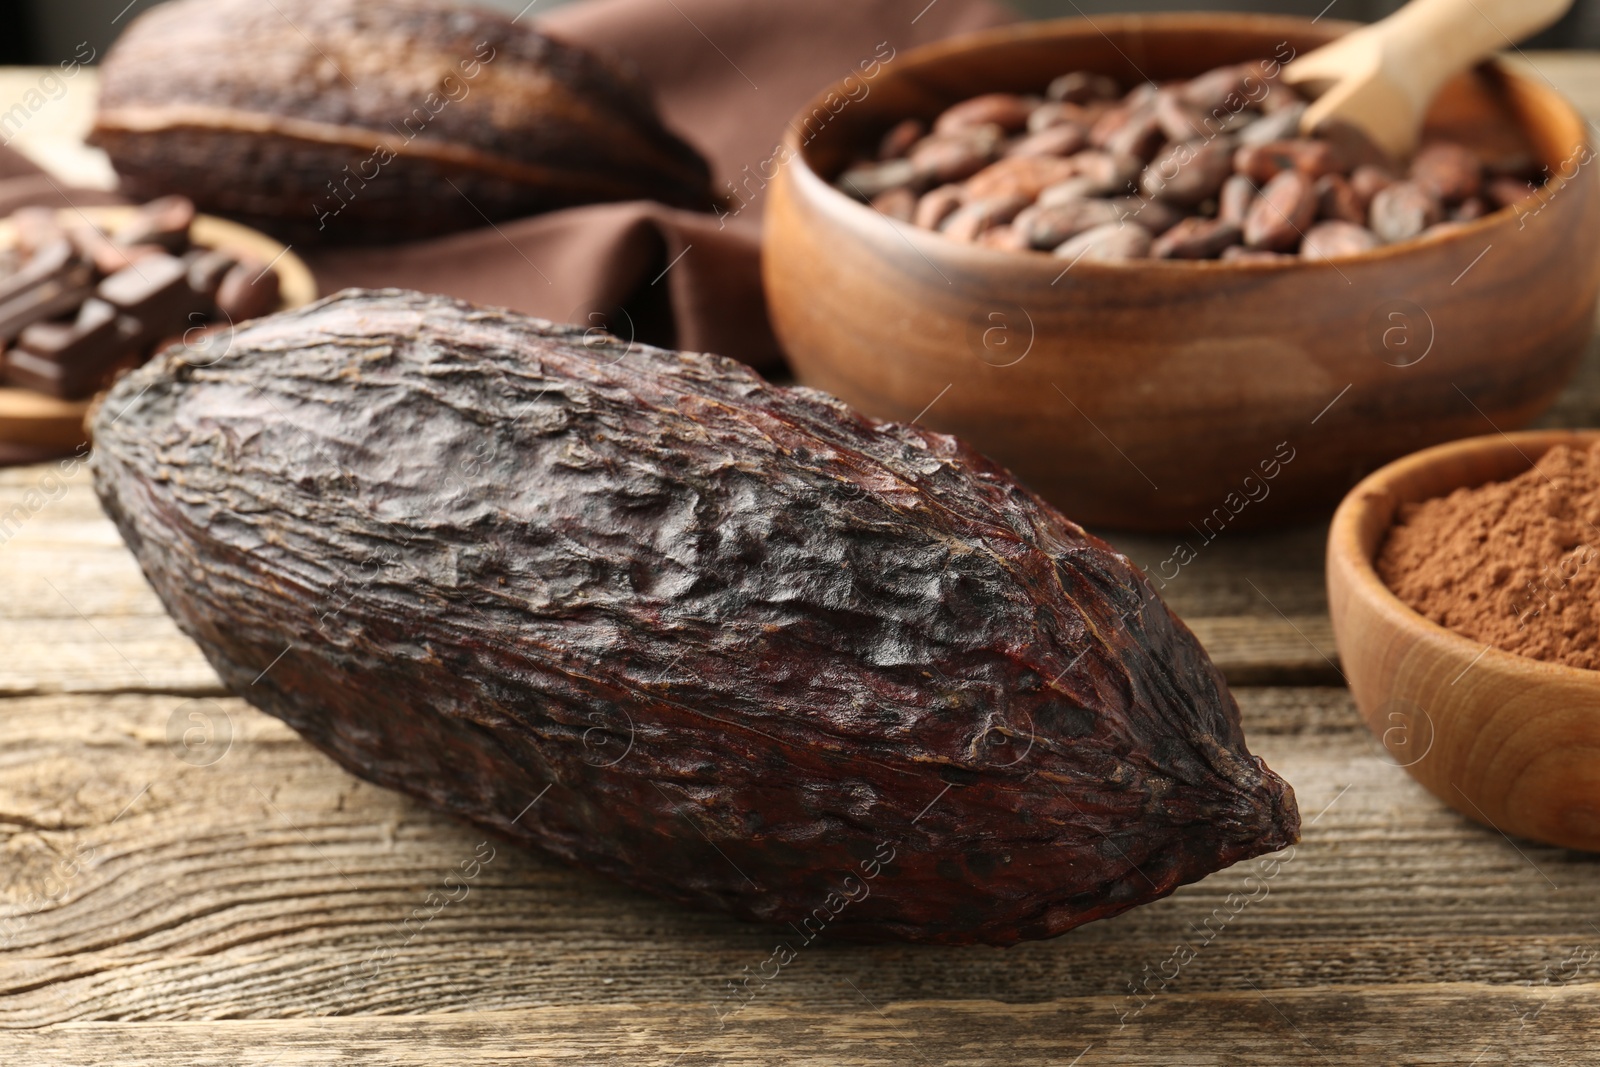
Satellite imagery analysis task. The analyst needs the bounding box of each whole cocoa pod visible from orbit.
[89,0,714,244]
[91,289,1300,947]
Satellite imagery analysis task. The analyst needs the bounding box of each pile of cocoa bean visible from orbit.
[836,60,1546,263]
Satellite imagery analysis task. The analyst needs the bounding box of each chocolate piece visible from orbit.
[215,260,282,322]
[98,252,205,345]
[0,240,94,343]
[113,194,196,253]
[186,248,238,301]
[6,299,127,399]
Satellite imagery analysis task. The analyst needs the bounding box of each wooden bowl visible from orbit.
[0,207,317,452]
[1327,430,1600,851]
[763,14,1600,532]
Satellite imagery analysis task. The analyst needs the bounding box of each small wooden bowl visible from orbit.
[0,207,317,452]
[1327,430,1600,851]
[764,14,1600,531]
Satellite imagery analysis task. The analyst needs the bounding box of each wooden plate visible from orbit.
[0,206,317,451]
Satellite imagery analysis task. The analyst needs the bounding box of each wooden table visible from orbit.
[5,56,1600,1066]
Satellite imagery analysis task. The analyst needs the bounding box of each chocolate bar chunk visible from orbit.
[98,253,204,346]
[6,299,129,399]
[69,222,165,276]
[214,259,280,322]
[0,239,93,343]
[113,196,195,254]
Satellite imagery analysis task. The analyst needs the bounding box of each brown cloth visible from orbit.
[0,0,1013,366]
[309,0,1016,368]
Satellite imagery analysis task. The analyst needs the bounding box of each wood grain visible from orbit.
[6,48,1600,1067]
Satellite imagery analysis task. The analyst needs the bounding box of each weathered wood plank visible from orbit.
[4,986,1600,1066]
[4,690,1598,1032]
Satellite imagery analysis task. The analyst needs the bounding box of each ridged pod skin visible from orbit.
[90,0,714,243]
[91,289,1298,945]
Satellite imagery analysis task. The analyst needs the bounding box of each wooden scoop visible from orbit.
[1283,0,1574,160]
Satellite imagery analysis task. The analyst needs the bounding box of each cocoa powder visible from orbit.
[1376,443,1600,670]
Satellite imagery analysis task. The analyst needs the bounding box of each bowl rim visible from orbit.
[779,11,1587,273]
[1328,428,1600,684]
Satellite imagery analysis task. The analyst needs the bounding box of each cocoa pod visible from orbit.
[934,93,1034,135]
[90,289,1299,945]
[89,0,714,244]
[1243,170,1315,251]
[1141,138,1235,206]
[1052,221,1153,262]
[1369,181,1442,243]
[1047,71,1121,104]
[1151,216,1242,259]
[1299,220,1380,261]
[1409,141,1483,204]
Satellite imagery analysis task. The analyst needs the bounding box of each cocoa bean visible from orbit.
[1037,177,1101,206]
[1314,173,1365,224]
[1368,181,1442,243]
[1179,64,1251,112]
[1451,196,1490,222]
[1349,164,1398,209]
[1021,198,1124,249]
[1106,196,1184,236]
[966,156,1078,201]
[1486,175,1541,209]
[1028,102,1094,134]
[1233,139,1340,182]
[1410,142,1483,203]
[1243,170,1315,251]
[878,119,927,161]
[1091,104,1165,162]
[871,187,918,222]
[1235,101,1306,145]
[1004,123,1089,159]
[913,185,966,230]
[1067,150,1143,196]
[935,92,1034,135]
[978,223,1030,251]
[1141,137,1235,206]
[940,194,1032,243]
[1052,221,1153,262]
[1299,220,1380,261]
[91,288,1300,945]
[1217,173,1257,225]
[1151,216,1242,259]
[1221,245,1295,262]
[1154,92,1209,143]
[836,159,918,201]
[909,126,1004,185]
[1048,71,1121,103]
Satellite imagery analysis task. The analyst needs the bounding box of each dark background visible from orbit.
[5,0,1600,66]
